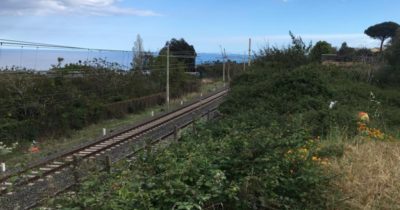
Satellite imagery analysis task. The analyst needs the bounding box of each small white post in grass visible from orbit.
[180,101,184,105]
[151,110,155,117]
[103,128,107,136]
[200,93,203,97]
[1,163,5,172]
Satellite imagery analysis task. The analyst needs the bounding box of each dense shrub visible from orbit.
[0,60,200,144]
[376,29,400,86]
[51,58,400,209]
[254,32,311,69]
[223,63,400,136]
[52,121,331,210]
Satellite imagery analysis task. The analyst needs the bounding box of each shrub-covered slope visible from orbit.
[51,63,400,210]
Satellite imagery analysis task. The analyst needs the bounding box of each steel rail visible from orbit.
[28,105,222,210]
[0,88,228,195]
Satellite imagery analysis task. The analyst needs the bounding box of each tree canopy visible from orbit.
[309,41,336,62]
[386,29,400,67]
[337,42,356,61]
[365,21,400,52]
[160,38,197,72]
[132,34,145,71]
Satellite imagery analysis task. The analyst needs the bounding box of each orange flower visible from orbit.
[29,146,40,153]
[358,112,370,123]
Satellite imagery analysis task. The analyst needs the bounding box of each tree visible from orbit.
[337,42,356,61]
[57,57,64,68]
[386,29,400,67]
[355,48,373,57]
[365,21,400,53]
[255,31,312,68]
[159,38,197,72]
[309,41,336,62]
[132,34,145,71]
[289,31,312,54]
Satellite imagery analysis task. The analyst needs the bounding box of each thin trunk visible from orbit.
[380,39,384,53]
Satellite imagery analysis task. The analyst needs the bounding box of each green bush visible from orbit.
[223,63,400,136]
[0,60,200,144]
[52,62,400,209]
[52,123,330,210]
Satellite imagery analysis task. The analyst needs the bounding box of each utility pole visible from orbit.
[221,47,226,86]
[248,38,252,67]
[166,44,170,109]
[227,58,231,82]
[243,52,246,72]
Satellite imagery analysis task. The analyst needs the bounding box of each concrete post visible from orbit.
[1,163,5,172]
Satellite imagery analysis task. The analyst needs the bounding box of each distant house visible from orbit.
[370,48,381,53]
[185,72,200,77]
[321,51,378,64]
[321,54,338,62]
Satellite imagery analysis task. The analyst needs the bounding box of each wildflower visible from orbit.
[358,112,370,123]
[29,147,40,153]
[357,122,368,132]
[312,156,321,161]
[298,148,309,160]
[370,91,375,100]
[329,101,338,109]
[29,140,40,153]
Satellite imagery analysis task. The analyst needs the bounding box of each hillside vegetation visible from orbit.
[0,59,199,147]
[46,30,400,209]
[48,59,399,210]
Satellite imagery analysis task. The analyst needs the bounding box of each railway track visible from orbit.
[0,88,228,209]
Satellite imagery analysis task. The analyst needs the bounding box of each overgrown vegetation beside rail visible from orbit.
[47,31,400,209]
[0,59,200,146]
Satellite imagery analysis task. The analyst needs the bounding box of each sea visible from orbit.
[0,49,244,71]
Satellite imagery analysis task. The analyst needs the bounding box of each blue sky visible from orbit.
[0,0,399,53]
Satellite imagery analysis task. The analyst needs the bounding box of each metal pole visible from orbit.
[223,48,226,86]
[0,42,2,67]
[227,59,231,82]
[166,44,170,109]
[243,52,246,72]
[248,38,252,67]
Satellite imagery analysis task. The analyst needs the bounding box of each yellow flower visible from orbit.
[312,156,320,161]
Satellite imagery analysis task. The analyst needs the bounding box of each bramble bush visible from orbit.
[0,58,200,145]
[223,62,400,137]
[51,122,331,210]
[51,37,400,209]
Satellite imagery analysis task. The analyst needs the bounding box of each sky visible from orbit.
[0,0,399,53]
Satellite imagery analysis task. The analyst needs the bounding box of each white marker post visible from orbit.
[1,163,5,173]
[103,128,107,136]
[151,110,155,117]
[180,101,184,105]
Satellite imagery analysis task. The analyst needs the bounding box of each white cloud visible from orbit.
[0,0,160,16]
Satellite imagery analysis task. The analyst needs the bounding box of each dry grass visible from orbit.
[328,139,400,210]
